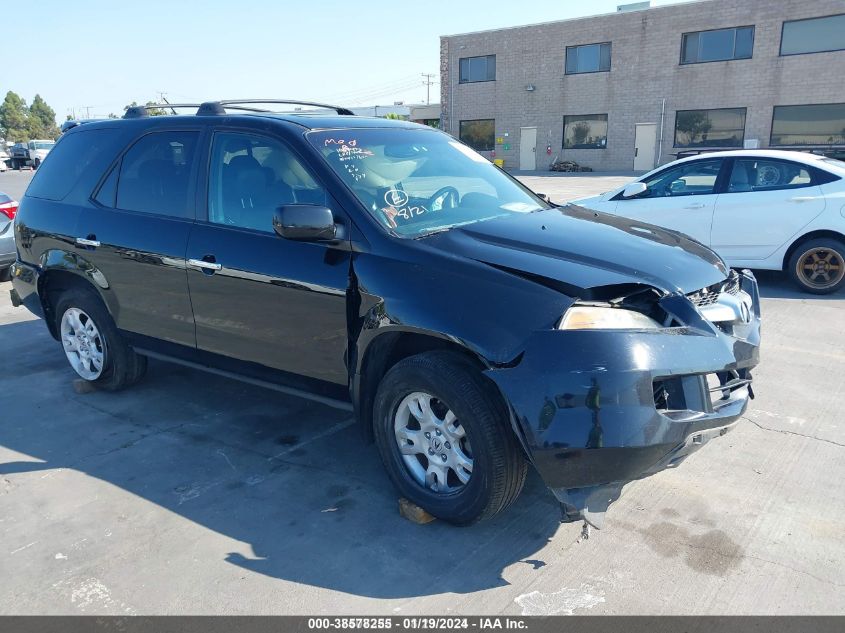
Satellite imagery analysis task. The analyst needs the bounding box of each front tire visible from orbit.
[54,288,147,391]
[373,351,527,525]
[787,238,845,294]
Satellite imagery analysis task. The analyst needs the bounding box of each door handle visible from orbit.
[188,258,222,272]
[75,237,101,247]
[683,203,706,209]
[789,196,814,203]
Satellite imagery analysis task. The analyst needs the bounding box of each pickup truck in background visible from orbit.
[9,139,56,169]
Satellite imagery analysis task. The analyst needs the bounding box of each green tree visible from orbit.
[0,91,30,142]
[28,94,60,139]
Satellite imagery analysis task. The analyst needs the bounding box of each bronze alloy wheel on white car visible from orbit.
[788,238,845,294]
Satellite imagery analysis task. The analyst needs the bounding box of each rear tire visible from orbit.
[53,288,147,391]
[373,351,527,525]
[787,238,845,295]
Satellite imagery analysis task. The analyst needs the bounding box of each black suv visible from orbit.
[10,100,761,528]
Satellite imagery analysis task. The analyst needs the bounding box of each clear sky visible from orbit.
[6,0,687,122]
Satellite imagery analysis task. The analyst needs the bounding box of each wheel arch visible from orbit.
[352,328,493,444]
[37,252,112,339]
[782,230,845,271]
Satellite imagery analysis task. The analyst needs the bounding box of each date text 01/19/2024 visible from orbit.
[306,617,528,629]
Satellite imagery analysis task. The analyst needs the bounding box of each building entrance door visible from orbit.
[519,127,537,170]
[633,123,657,171]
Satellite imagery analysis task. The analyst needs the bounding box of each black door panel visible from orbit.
[73,129,203,346]
[186,129,350,385]
[75,209,196,345]
[186,223,350,385]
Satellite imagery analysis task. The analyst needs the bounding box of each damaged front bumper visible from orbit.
[486,270,761,529]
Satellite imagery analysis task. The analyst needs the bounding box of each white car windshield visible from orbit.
[33,142,55,150]
[308,128,548,237]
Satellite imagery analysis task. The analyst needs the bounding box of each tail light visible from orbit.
[0,200,18,221]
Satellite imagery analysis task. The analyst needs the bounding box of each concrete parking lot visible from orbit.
[0,169,843,615]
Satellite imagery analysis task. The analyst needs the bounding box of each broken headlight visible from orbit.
[558,305,662,330]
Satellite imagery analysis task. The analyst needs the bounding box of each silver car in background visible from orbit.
[0,192,18,278]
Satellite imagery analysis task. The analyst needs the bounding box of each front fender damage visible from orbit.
[485,297,760,529]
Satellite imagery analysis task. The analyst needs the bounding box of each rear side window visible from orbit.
[116,131,199,218]
[27,129,118,201]
[726,159,814,192]
[814,165,841,185]
[94,166,118,207]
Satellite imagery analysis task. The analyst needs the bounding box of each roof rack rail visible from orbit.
[218,99,355,116]
[122,99,355,119]
[122,103,203,119]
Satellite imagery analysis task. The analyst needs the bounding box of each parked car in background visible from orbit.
[0,148,9,171]
[26,139,56,168]
[0,191,18,278]
[574,150,845,294]
[10,100,760,529]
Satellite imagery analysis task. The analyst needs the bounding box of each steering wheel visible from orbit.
[428,186,460,212]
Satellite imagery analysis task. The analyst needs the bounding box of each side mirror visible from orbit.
[273,205,336,241]
[621,182,647,198]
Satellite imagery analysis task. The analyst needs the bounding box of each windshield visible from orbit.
[308,128,548,237]
[33,142,55,150]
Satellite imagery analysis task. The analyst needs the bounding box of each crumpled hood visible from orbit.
[423,204,728,295]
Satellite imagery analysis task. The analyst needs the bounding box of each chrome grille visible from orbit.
[687,272,740,307]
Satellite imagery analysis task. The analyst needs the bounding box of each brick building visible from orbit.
[439,0,845,171]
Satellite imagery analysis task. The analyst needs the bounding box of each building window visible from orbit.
[459,55,496,83]
[563,114,608,149]
[771,104,845,146]
[681,26,754,64]
[674,108,746,148]
[459,119,495,151]
[565,43,611,74]
[781,14,845,56]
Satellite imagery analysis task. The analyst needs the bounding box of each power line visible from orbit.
[322,75,423,104]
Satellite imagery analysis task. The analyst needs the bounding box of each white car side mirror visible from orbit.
[622,182,647,198]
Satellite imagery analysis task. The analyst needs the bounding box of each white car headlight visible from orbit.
[558,305,661,330]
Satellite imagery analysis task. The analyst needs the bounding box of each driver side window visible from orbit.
[208,132,326,232]
[638,159,723,198]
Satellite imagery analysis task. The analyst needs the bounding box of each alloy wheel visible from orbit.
[796,247,844,290]
[393,391,473,494]
[60,307,107,380]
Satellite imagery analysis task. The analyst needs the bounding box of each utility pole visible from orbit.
[160,93,177,115]
[421,73,437,105]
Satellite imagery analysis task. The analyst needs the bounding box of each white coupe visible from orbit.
[573,150,845,294]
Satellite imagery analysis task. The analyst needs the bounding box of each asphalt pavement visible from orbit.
[0,169,842,615]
